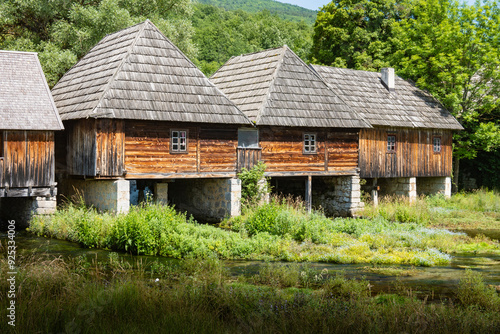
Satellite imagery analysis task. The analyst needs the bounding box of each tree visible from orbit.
[0,0,196,87]
[310,0,411,71]
[391,0,500,189]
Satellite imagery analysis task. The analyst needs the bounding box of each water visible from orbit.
[2,231,499,299]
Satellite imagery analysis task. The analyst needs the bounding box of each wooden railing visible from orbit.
[237,148,262,172]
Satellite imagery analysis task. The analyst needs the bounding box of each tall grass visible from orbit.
[29,195,500,266]
[362,189,500,229]
[1,254,499,334]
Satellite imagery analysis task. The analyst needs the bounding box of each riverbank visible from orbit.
[28,192,500,266]
[0,253,499,333]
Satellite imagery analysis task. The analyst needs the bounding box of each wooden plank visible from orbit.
[0,187,52,198]
[125,172,237,179]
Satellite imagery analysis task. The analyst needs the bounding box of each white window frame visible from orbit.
[303,132,317,154]
[171,129,188,153]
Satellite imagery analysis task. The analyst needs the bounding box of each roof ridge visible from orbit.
[91,21,149,118]
[255,46,287,125]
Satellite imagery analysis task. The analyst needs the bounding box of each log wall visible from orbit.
[124,121,238,178]
[359,128,453,178]
[259,127,359,174]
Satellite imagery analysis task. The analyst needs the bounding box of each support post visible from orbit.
[371,178,378,207]
[305,175,312,213]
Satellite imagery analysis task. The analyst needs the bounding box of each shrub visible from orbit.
[238,162,270,205]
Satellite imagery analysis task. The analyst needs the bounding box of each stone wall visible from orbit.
[378,177,417,202]
[168,178,241,223]
[0,196,56,229]
[312,176,363,217]
[60,179,130,213]
[417,177,451,198]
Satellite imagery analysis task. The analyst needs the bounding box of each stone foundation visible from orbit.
[168,178,241,222]
[417,177,451,198]
[0,196,56,229]
[378,177,417,202]
[312,176,363,217]
[60,179,130,213]
[155,182,169,204]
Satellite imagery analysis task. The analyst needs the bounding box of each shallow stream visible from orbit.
[2,231,499,300]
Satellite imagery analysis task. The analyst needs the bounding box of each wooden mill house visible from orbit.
[0,51,64,227]
[51,20,253,221]
[311,65,463,202]
[211,46,371,216]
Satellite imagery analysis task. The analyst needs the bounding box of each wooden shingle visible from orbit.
[210,46,370,129]
[311,65,463,130]
[51,20,251,125]
[0,51,63,131]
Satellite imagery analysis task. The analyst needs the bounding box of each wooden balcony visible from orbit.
[237,147,262,172]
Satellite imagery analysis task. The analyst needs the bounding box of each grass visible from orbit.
[362,189,500,230]
[28,194,500,266]
[1,253,499,333]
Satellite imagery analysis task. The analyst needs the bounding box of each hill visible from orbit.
[197,0,317,24]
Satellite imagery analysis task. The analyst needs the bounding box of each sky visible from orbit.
[277,0,479,11]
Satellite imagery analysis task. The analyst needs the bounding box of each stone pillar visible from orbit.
[417,177,452,198]
[378,177,417,202]
[155,182,169,205]
[62,179,130,213]
[31,196,57,215]
[312,175,364,217]
[168,178,241,222]
[257,178,270,204]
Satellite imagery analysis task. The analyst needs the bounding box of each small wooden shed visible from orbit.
[51,20,252,219]
[311,65,463,200]
[211,46,371,215]
[0,50,63,226]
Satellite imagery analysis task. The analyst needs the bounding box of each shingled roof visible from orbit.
[311,65,463,130]
[0,51,63,131]
[210,46,370,128]
[51,20,251,125]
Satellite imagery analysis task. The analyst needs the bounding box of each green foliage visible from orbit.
[192,3,313,76]
[3,254,500,333]
[237,161,269,205]
[1,0,197,87]
[197,0,318,24]
[311,0,411,71]
[457,269,500,311]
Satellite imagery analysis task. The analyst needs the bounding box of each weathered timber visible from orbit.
[237,148,262,172]
[0,187,54,198]
[1,131,55,189]
[305,175,312,212]
[259,127,359,173]
[359,128,453,178]
[124,172,237,179]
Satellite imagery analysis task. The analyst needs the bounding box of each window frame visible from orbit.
[387,134,397,153]
[170,129,188,154]
[237,128,259,148]
[303,132,318,154]
[433,136,442,154]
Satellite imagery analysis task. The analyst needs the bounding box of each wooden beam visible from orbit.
[0,187,53,198]
[305,175,312,213]
[125,172,237,179]
[265,170,359,177]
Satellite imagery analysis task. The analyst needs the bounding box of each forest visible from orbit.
[1,0,499,189]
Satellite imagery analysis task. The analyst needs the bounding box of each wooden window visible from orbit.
[387,134,396,153]
[171,130,188,153]
[433,136,442,153]
[303,133,317,154]
[238,128,259,148]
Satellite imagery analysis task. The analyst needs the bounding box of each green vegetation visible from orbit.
[198,0,318,24]
[362,189,500,230]
[1,253,499,333]
[192,3,312,76]
[238,161,270,205]
[29,192,500,266]
[311,0,500,189]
